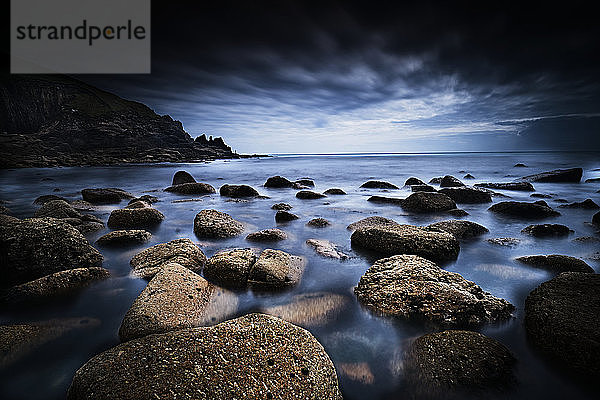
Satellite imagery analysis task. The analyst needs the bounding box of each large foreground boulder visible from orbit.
[220,184,259,198]
[427,220,489,239]
[129,238,206,279]
[164,182,216,195]
[520,167,583,183]
[400,192,457,213]
[0,218,103,287]
[351,225,460,263]
[119,263,237,342]
[81,188,135,204]
[525,272,600,380]
[488,201,560,219]
[475,182,535,191]
[107,208,165,229]
[193,209,244,238]
[439,187,492,203]
[403,330,515,397]
[516,255,593,273]
[248,249,306,290]
[354,255,514,326]
[68,314,342,400]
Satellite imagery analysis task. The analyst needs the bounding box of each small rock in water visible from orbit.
[125,200,150,209]
[487,237,521,247]
[264,175,294,188]
[81,188,135,204]
[275,210,299,222]
[171,170,196,185]
[521,224,572,237]
[439,175,465,187]
[271,202,292,210]
[129,238,206,279]
[246,228,288,242]
[572,236,600,243]
[514,163,527,167]
[96,230,152,246]
[306,239,349,259]
[359,180,399,189]
[34,199,82,219]
[307,217,331,227]
[295,178,315,187]
[164,182,216,195]
[463,173,475,179]
[429,177,443,184]
[516,255,593,273]
[488,201,560,219]
[404,177,425,186]
[439,187,492,203]
[107,208,165,229]
[411,184,437,192]
[219,184,259,198]
[558,198,599,209]
[323,188,346,195]
[346,216,399,231]
[530,193,552,198]
[475,182,535,191]
[401,192,457,213]
[296,190,326,199]
[193,209,244,238]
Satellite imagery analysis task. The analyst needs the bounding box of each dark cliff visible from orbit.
[0,75,236,168]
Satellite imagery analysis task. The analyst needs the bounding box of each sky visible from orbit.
[82,1,600,153]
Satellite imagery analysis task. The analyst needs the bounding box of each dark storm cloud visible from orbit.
[81,0,600,152]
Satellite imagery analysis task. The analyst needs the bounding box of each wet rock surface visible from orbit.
[520,167,583,183]
[487,237,521,247]
[96,230,152,246]
[246,228,288,242]
[271,202,292,210]
[354,255,514,326]
[68,314,342,400]
[439,187,492,203]
[521,224,572,237]
[306,239,349,259]
[400,192,457,213]
[0,218,103,287]
[219,184,260,198]
[427,220,489,239]
[516,255,593,273]
[403,330,516,397]
[164,182,216,195]
[248,249,306,290]
[324,188,346,195]
[119,263,238,342]
[346,216,400,231]
[351,224,460,263]
[81,188,135,204]
[172,170,196,185]
[307,217,331,227]
[261,292,350,327]
[204,249,258,288]
[275,210,299,222]
[475,182,535,191]
[525,272,600,380]
[360,180,399,189]
[193,209,244,238]
[107,207,165,229]
[488,201,560,219]
[264,175,294,188]
[129,238,206,279]
[296,190,326,199]
[439,175,465,187]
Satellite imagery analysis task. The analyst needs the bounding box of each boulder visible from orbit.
[81,188,134,204]
[119,263,237,342]
[427,220,489,239]
[193,209,244,238]
[107,208,165,229]
[525,272,600,380]
[34,199,82,219]
[521,224,572,237]
[2,267,110,304]
[220,184,259,198]
[403,330,515,397]
[271,202,292,210]
[429,177,443,184]
[323,188,346,195]
[261,292,350,327]
[367,195,403,205]
[475,182,535,191]
[295,179,315,187]
[405,177,426,186]
[128,195,159,205]
[296,190,326,199]
[33,194,66,205]
[351,224,460,263]
[401,192,457,213]
[275,210,299,222]
[246,228,288,242]
[248,249,306,290]
[0,218,103,287]
[411,184,436,192]
[172,170,196,185]
[447,208,469,216]
[96,230,152,246]
[359,180,399,189]
[439,187,492,203]
[440,175,465,187]
[164,182,216,195]
[514,163,527,167]
[520,167,583,183]
[346,216,399,231]
[463,173,475,179]
[129,238,206,279]
[594,211,600,226]
[306,239,348,260]
[204,249,257,288]
[264,175,294,188]
[488,201,560,219]
[67,314,342,400]
[354,255,514,325]
[125,200,150,209]
[558,198,599,209]
[516,255,593,273]
[307,218,331,227]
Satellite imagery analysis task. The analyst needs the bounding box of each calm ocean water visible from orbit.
[1,151,599,399]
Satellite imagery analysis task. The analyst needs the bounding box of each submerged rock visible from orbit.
[307,218,331,227]
[475,182,535,191]
[264,175,294,188]
[324,188,346,195]
[67,314,343,400]
[520,167,583,183]
[248,249,306,290]
[2,267,110,304]
[172,170,196,185]
[351,224,460,263]
[0,218,103,286]
[346,216,399,231]
[271,202,292,210]
[129,238,206,279]
[558,198,599,209]
[401,192,457,213]
[488,201,560,219]
[439,187,492,203]
[525,272,600,380]
[261,292,350,327]
[119,263,237,342]
[219,184,259,198]
[204,249,258,288]
[107,207,165,229]
[306,239,349,260]
[246,228,288,242]
[359,180,399,189]
[96,230,152,246]
[275,210,299,222]
[516,255,593,273]
[193,209,244,238]
[403,330,515,397]
[521,224,572,237]
[354,255,514,325]
[296,190,326,199]
[81,188,134,204]
[439,175,465,188]
[427,220,489,239]
[164,182,216,195]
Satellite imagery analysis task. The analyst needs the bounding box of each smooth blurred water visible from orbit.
[1,152,599,400]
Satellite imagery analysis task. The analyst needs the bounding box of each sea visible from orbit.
[1,151,599,400]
